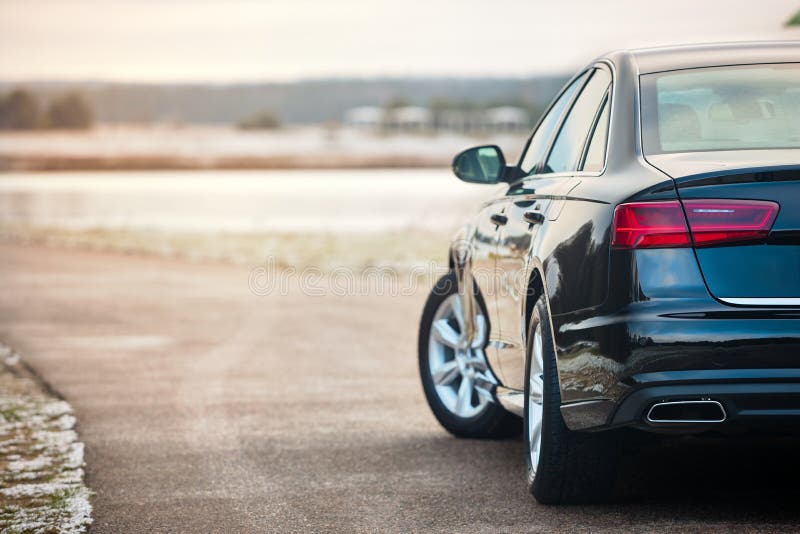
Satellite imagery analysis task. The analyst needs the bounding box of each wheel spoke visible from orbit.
[474,371,496,390]
[432,319,460,348]
[431,360,460,386]
[462,357,488,371]
[474,383,494,403]
[470,313,487,349]
[451,295,466,331]
[455,375,474,416]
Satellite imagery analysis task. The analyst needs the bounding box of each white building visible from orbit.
[343,105,528,134]
[484,106,530,132]
[344,106,383,130]
[385,106,433,132]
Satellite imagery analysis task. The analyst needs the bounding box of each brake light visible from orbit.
[682,199,779,247]
[612,201,690,249]
[612,199,779,249]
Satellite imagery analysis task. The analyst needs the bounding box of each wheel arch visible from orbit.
[523,258,566,401]
[524,268,545,347]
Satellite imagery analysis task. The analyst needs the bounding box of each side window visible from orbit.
[581,93,610,172]
[519,71,590,175]
[544,69,611,174]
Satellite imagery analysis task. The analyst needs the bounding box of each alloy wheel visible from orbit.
[427,294,495,419]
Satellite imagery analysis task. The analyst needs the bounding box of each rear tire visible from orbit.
[524,296,621,503]
[419,272,520,439]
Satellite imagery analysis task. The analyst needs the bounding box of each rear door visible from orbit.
[494,67,612,389]
[477,70,590,385]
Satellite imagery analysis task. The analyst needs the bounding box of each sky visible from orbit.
[1,0,799,82]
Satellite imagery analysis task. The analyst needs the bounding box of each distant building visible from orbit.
[343,104,529,134]
[344,106,383,130]
[484,106,530,132]
[438,109,475,133]
[385,106,433,132]
[437,106,530,134]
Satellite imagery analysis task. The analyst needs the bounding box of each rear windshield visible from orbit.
[641,63,800,154]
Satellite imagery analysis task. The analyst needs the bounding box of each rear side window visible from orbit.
[581,93,610,172]
[545,69,612,174]
[519,71,589,174]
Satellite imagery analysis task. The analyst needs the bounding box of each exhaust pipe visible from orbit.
[646,400,726,425]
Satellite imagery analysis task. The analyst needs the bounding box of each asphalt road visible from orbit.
[2,242,800,532]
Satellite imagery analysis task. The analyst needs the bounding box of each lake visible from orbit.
[0,169,498,234]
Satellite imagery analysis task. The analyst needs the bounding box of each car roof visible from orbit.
[604,41,800,75]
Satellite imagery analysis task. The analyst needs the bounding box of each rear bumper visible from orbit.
[554,299,800,431]
[561,371,800,432]
[611,376,800,429]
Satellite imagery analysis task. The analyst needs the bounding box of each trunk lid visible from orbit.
[646,150,800,302]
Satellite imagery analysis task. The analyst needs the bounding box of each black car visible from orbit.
[418,41,800,504]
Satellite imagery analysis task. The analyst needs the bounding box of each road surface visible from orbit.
[2,243,800,532]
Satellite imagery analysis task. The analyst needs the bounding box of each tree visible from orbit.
[237,110,281,130]
[0,89,40,130]
[46,92,93,129]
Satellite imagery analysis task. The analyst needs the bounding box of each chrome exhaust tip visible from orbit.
[646,399,726,424]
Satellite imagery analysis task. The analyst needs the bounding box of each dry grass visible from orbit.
[0,224,452,271]
[0,154,448,172]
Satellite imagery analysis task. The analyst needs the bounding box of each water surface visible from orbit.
[0,169,497,234]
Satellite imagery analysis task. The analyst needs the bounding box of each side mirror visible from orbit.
[452,145,507,184]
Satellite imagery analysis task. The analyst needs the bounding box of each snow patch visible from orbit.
[0,345,93,533]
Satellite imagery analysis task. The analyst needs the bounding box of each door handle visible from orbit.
[490,213,508,226]
[523,211,545,225]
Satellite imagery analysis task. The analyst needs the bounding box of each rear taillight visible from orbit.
[612,199,779,249]
[682,199,779,246]
[611,201,690,249]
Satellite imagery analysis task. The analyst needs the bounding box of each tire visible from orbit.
[419,272,520,439]
[524,295,621,503]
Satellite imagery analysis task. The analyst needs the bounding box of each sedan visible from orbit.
[418,41,800,503]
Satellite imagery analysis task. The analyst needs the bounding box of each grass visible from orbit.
[0,224,453,271]
[0,406,22,422]
[0,349,93,533]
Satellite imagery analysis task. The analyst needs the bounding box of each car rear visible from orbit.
[607,60,800,431]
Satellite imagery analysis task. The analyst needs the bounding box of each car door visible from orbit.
[476,70,590,385]
[467,195,508,376]
[494,66,613,390]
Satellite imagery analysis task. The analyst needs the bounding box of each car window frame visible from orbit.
[514,68,592,177]
[542,68,603,175]
[509,61,615,187]
[578,88,611,172]
[543,65,613,176]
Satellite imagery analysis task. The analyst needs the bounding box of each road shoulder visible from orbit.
[0,343,92,533]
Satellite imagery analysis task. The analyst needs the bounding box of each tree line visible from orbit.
[3,76,566,125]
[0,89,93,130]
